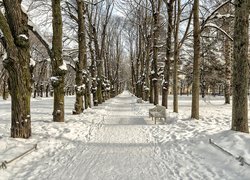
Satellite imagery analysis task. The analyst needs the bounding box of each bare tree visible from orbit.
[162,0,174,109]
[222,3,232,104]
[73,0,88,114]
[191,0,200,119]
[87,1,114,104]
[51,0,66,122]
[150,0,162,105]
[231,0,249,133]
[0,0,32,138]
[172,0,181,113]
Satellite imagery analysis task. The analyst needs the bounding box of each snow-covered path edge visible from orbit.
[0,96,108,179]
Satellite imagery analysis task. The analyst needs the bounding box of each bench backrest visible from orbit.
[137,98,143,103]
[150,105,166,114]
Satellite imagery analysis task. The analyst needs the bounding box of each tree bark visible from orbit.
[173,0,181,113]
[51,0,65,122]
[224,32,232,104]
[223,4,232,104]
[73,0,87,114]
[151,0,162,105]
[162,0,174,109]
[3,77,9,100]
[0,0,32,138]
[191,0,201,119]
[231,0,249,133]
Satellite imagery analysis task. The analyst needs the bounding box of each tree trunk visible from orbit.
[162,0,174,109]
[51,0,65,122]
[149,75,154,103]
[224,22,232,104]
[73,0,87,114]
[3,78,9,100]
[151,0,162,105]
[40,84,43,97]
[131,60,135,94]
[173,0,181,113]
[46,84,49,97]
[191,0,201,119]
[231,0,249,133]
[116,34,121,96]
[0,0,32,138]
[97,68,103,104]
[144,40,150,101]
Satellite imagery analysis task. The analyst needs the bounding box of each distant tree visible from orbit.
[0,0,32,138]
[86,1,114,104]
[231,0,249,133]
[221,4,233,104]
[172,0,181,113]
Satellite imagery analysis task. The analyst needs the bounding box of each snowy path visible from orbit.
[1,91,250,180]
[47,93,164,180]
[44,92,250,180]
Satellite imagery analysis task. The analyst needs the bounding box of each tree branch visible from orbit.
[200,0,232,32]
[203,23,233,41]
[0,11,15,49]
[28,24,52,57]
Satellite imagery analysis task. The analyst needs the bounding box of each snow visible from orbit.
[204,23,233,41]
[0,92,250,179]
[215,13,233,19]
[59,61,68,71]
[76,84,86,91]
[2,52,7,60]
[30,58,36,67]
[19,34,29,40]
[73,57,78,62]
[50,76,59,81]
[21,4,28,14]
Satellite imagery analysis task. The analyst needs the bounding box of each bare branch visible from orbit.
[201,0,232,31]
[204,23,233,41]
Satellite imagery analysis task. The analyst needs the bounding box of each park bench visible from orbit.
[149,105,166,124]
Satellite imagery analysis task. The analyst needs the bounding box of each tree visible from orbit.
[172,0,181,113]
[191,0,200,119]
[231,0,249,133]
[0,0,32,138]
[73,0,88,114]
[51,0,66,122]
[162,0,174,109]
[150,0,162,105]
[86,1,114,104]
[221,3,233,104]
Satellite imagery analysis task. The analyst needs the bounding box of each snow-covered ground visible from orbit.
[0,91,250,180]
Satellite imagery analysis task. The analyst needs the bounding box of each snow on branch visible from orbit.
[214,13,234,19]
[59,60,68,71]
[204,23,233,41]
[201,0,232,31]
